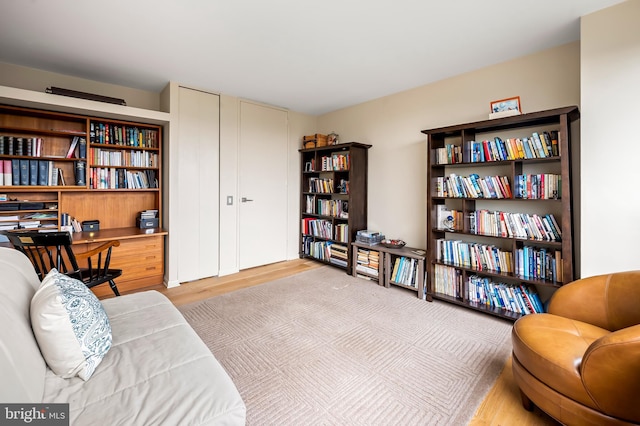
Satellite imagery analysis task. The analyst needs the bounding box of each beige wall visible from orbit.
[581,0,640,277]
[317,42,581,249]
[0,62,160,111]
[6,15,635,279]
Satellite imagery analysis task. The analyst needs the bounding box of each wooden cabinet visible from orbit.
[422,106,579,320]
[299,142,371,274]
[0,104,166,292]
[80,229,167,298]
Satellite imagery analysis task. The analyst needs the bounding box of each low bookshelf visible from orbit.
[351,241,426,299]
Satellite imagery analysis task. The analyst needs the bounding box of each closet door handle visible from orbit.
[241,197,253,202]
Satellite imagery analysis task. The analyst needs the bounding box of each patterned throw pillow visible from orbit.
[30,269,112,380]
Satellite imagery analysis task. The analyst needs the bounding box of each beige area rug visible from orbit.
[179,266,513,426]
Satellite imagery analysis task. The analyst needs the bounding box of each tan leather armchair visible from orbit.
[511,271,640,425]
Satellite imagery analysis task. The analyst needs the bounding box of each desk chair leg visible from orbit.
[109,280,121,297]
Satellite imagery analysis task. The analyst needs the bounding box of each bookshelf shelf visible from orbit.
[422,106,579,321]
[299,142,371,274]
[0,103,166,293]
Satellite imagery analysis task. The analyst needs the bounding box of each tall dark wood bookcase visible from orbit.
[422,106,579,321]
[299,142,371,274]
[0,104,166,296]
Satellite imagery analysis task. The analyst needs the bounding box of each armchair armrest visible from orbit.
[548,271,640,331]
[580,324,640,422]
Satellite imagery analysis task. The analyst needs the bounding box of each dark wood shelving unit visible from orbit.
[299,142,371,274]
[422,106,579,321]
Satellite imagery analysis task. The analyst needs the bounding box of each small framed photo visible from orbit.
[490,96,521,116]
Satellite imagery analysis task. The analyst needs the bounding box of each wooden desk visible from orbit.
[72,227,167,297]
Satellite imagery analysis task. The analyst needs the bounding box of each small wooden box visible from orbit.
[303,133,328,148]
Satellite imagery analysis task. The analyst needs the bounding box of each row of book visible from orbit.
[466,132,559,163]
[515,246,563,283]
[468,210,562,242]
[467,275,545,314]
[515,173,561,200]
[390,256,420,287]
[433,264,464,297]
[0,136,87,159]
[355,248,379,277]
[435,238,514,274]
[301,218,349,242]
[0,136,44,157]
[301,218,333,240]
[307,177,350,194]
[301,237,349,267]
[304,195,348,218]
[433,265,545,314]
[433,131,560,165]
[433,144,463,165]
[0,159,70,186]
[90,121,159,148]
[434,172,562,201]
[89,168,158,189]
[319,153,350,171]
[433,173,512,199]
[90,148,159,168]
[334,224,348,243]
[308,177,334,193]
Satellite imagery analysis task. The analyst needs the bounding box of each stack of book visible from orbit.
[355,248,380,278]
[329,243,348,267]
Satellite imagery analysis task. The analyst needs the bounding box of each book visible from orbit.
[38,160,49,186]
[78,137,87,159]
[74,160,86,186]
[58,169,66,186]
[27,160,37,186]
[3,160,11,186]
[19,159,29,186]
[66,136,79,158]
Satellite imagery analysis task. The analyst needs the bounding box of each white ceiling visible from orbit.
[0,0,625,115]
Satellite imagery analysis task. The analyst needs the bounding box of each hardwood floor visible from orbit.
[137,258,559,425]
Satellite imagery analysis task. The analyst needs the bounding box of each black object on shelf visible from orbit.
[46,87,126,106]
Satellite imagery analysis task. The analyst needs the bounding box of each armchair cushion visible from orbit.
[31,269,112,380]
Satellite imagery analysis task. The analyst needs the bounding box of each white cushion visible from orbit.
[30,269,112,380]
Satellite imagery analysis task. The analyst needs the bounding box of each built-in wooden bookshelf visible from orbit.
[0,104,166,293]
[422,106,579,321]
[299,142,371,274]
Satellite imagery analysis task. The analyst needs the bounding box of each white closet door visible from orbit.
[238,101,288,270]
[177,87,220,282]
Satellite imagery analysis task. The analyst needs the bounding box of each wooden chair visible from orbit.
[2,230,122,296]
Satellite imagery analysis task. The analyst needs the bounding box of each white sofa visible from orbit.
[0,247,246,425]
